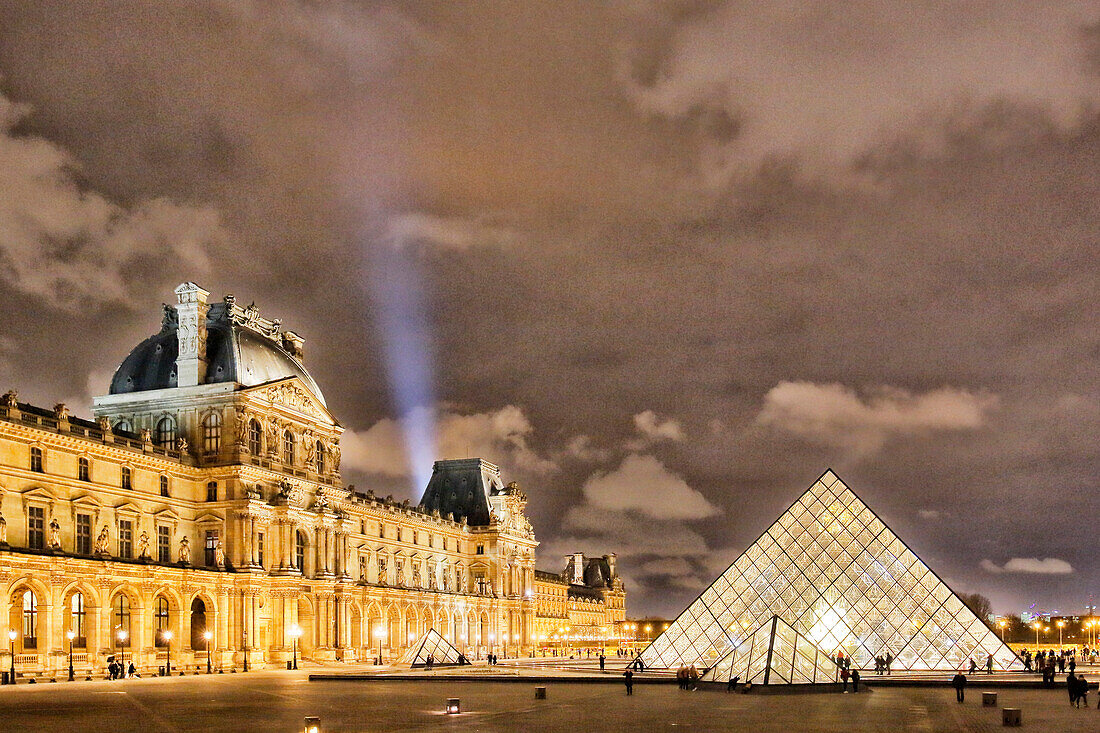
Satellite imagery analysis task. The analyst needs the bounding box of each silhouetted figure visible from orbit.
[952,672,967,702]
[851,669,860,692]
[623,668,634,695]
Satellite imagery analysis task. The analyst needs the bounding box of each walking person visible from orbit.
[986,654,993,674]
[1078,673,1088,707]
[599,653,605,671]
[952,671,967,702]
[885,652,893,676]
[841,667,850,693]
[623,667,634,696]
[1069,670,1079,707]
[968,658,977,675]
[851,669,860,692]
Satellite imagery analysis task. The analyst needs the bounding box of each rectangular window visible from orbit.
[157,525,171,564]
[121,466,132,491]
[412,530,417,545]
[160,475,169,497]
[27,507,44,550]
[78,458,90,482]
[257,532,265,567]
[204,530,218,566]
[379,523,385,538]
[206,482,217,502]
[30,447,43,473]
[118,520,133,558]
[75,514,91,554]
[476,544,485,555]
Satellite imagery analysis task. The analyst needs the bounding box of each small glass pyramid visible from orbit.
[642,470,1023,672]
[700,615,839,684]
[396,628,469,668]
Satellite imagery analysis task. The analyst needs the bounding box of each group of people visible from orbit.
[106,660,137,680]
[1066,670,1092,708]
[839,667,861,692]
[1020,648,1077,684]
[966,654,995,675]
[675,665,700,690]
[872,652,893,675]
[486,653,500,665]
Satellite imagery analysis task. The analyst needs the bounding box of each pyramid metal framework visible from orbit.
[641,471,1023,672]
[395,628,469,668]
[699,615,840,685]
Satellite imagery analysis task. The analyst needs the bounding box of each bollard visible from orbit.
[535,686,547,699]
[982,692,997,706]
[1002,708,1021,727]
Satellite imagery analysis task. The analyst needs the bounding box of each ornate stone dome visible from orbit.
[109,292,326,405]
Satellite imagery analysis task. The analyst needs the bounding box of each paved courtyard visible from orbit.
[0,669,1096,732]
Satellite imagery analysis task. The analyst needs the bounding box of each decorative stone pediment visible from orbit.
[114,502,142,518]
[154,507,182,523]
[248,378,330,421]
[194,512,224,525]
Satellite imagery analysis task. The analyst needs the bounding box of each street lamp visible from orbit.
[162,630,173,676]
[1057,620,1065,650]
[289,624,301,670]
[117,630,128,676]
[203,630,213,674]
[372,624,383,665]
[998,619,1007,642]
[8,629,15,684]
[66,630,75,681]
[1032,621,1041,649]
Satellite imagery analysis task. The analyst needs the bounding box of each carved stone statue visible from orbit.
[137,531,150,559]
[140,428,152,446]
[53,403,69,420]
[233,407,247,448]
[412,563,421,588]
[176,437,189,454]
[94,525,110,554]
[1,391,17,407]
[214,541,225,568]
[178,536,191,564]
[0,512,6,544]
[48,518,61,549]
[96,416,110,432]
[377,556,387,584]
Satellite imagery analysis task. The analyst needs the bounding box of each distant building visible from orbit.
[0,282,624,678]
[533,553,626,650]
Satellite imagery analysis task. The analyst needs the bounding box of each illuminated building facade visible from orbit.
[642,471,1022,672]
[533,553,626,649]
[0,282,624,678]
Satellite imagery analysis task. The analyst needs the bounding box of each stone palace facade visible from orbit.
[0,282,624,677]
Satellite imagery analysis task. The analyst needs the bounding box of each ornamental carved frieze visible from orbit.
[263,383,325,419]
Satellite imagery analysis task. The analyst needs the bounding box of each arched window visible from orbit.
[114,420,132,433]
[295,531,306,572]
[155,417,176,448]
[154,597,170,647]
[29,446,43,473]
[70,593,86,647]
[202,412,221,455]
[283,430,295,465]
[21,591,37,649]
[114,595,131,648]
[248,419,262,454]
[315,440,325,474]
[121,466,132,491]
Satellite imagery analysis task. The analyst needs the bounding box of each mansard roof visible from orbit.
[418,458,504,527]
[108,293,325,406]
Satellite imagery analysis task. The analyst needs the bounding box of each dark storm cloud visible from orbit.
[0,1,1098,617]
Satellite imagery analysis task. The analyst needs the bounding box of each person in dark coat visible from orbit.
[1068,671,1079,706]
[623,668,634,695]
[952,672,967,702]
[726,675,740,692]
[1077,674,1088,708]
[885,652,893,675]
[851,669,860,692]
[599,654,605,671]
[968,658,977,674]
[840,667,850,692]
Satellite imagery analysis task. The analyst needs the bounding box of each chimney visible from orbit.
[605,554,617,580]
[571,552,585,585]
[173,282,210,387]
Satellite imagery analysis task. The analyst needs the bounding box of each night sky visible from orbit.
[0,2,1097,618]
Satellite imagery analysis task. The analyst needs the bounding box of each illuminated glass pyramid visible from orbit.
[396,629,469,668]
[641,470,1022,672]
[700,615,839,685]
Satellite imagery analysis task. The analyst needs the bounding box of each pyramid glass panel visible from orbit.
[641,471,1023,672]
[395,629,469,668]
[700,616,840,685]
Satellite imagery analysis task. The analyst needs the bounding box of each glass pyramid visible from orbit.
[642,470,1023,672]
[396,628,469,668]
[700,615,840,685]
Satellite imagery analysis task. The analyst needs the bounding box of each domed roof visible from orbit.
[109,296,326,405]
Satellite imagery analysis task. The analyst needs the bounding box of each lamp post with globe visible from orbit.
[289,624,301,670]
[7,629,15,684]
[66,630,75,681]
[162,630,173,676]
[203,630,213,673]
[117,630,128,675]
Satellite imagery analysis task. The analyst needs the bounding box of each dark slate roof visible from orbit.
[583,557,614,587]
[108,300,325,405]
[418,458,504,526]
